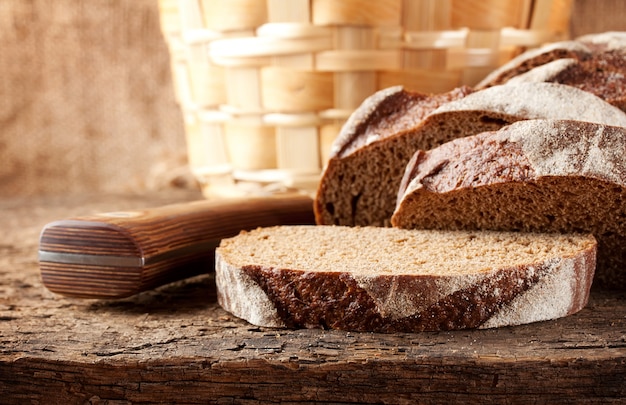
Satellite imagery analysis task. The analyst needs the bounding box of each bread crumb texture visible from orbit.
[215,226,595,332]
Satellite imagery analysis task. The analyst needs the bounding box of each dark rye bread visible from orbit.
[315,82,626,227]
[314,85,472,227]
[475,32,626,111]
[392,119,626,289]
[215,225,596,332]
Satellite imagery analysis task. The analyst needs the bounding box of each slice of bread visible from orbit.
[392,119,626,289]
[315,82,626,227]
[215,225,596,332]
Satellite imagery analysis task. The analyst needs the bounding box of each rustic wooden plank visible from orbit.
[0,191,625,403]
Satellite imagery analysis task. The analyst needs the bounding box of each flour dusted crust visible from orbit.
[395,120,626,196]
[475,40,591,89]
[215,226,596,332]
[329,86,473,160]
[577,31,626,52]
[432,82,626,128]
[508,120,626,184]
[329,86,408,159]
[506,59,579,84]
[481,255,594,328]
[215,256,283,328]
[475,32,626,112]
[393,119,626,288]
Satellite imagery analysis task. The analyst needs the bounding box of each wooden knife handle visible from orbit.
[39,195,314,299]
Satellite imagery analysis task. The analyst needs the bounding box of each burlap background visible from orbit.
[1,0,624,198]
[0,0,188,198]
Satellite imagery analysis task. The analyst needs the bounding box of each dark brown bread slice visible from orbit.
[314,85,473,227]
[392,119,626,289]
[475,32,626,111]
[215,225,596,332]
[315,82,626,227]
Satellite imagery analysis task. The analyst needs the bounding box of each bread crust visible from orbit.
[475,32,626,112]
[393,119,626,288]
[215,226,596,332]
[330,86,473,159]
[475,40,591,89]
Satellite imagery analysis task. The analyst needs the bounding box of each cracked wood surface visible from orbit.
[0,191,625,404]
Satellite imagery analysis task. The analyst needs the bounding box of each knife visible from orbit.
[39,194,315,299]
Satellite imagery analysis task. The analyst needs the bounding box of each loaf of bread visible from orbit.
[475,32,626,111]
[215,225,596,332]
[392,119,626,289]
[315,82,626,227]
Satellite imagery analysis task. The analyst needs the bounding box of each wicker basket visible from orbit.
[158,0,572,198]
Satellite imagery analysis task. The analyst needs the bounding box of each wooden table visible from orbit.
[1,191,625,404]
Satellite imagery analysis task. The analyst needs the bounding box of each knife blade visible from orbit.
[39,194,315,299]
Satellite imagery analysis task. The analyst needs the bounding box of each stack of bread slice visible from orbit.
[215,33,626,332]
[314,82,626,228]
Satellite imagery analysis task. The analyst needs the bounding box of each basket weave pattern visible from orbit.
[159,0,572,197]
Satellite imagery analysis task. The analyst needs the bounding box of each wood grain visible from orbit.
[39,195,315,298]
[0,192,625,403]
